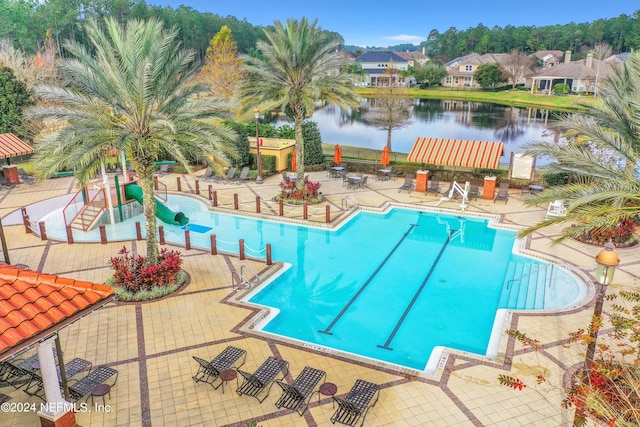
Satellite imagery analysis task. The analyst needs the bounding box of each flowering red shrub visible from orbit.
[278,178,321,202]
[578,217,638,246]
[109,246,183,293]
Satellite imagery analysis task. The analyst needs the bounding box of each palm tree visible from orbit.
[239,17,359,189]
[28,17,236,265]
[519,51,640,241]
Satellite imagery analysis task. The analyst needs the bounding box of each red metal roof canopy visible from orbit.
[407,137,504,169]
[0,264,114,361]
[0,133,34,159]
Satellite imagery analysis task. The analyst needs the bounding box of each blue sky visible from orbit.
[151,1,637,47]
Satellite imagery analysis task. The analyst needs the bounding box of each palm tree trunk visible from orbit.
[139,173,159,266]
[294,110,305,191]
[386,128,393,152]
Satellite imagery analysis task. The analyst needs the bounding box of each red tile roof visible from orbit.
[0,133,34,159]
[0,264,114,361]
[407,137,504,169]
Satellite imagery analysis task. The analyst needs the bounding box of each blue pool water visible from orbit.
[42,195,584,371]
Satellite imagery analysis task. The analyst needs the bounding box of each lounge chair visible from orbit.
[282,171,290,182]
[221,166,237,183]
[236,356,289,402]
[467,183,480,201]
[398,174,414,193]
[24,357,92,397]
[233,166,250,184]
[546,200,567,219]
[2,351,58,388]
[359,176,368,189]
[275,366,326,415]
[192,346,246,389]
[331,379,379,427]
[17,168,35,184]
[68,366,118,402]
[493,182,509,204]
[156,164,170,175]
[201,166,215,181]
[426,178,440,196]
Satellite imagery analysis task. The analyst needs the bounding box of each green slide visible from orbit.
[124,184,188,226]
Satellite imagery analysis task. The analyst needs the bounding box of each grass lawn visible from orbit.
[356,87,598,112]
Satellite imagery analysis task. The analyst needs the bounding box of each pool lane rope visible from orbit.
[377,228,457,351]
[319,222,418,336]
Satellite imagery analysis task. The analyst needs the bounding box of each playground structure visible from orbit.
[62,172,188,233]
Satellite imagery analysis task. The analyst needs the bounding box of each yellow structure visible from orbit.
[250,137,296,172]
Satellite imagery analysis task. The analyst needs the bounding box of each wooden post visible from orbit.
[212,190,218,207]
[195,179,200,195]
[303,202,308,220]
[210,234,217,255]
[176,177,182,192]
[208,185,213,200]
[256,196,261,213]
[234,193,239,210]
[38,221,47,240]
[135,221,142,240]
[185,229,191,250]
[158,225,165,245]
[325,205,330,223]
[266,243,272,265]
[99,225,107,244]
[65,225,74,244]
[239,239,245,260]
[21,208,31,234]
[154,176,158,190]
[279,199,284,216]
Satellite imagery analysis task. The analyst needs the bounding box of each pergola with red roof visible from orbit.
[0,264,114,427]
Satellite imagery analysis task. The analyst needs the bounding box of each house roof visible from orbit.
[0,133,34,159]
[357,51,408,63]
[532,50,563,60]
[0,264,115,361]
[533,58,615,80]
[394,51,428,62]
[407,138,504,169]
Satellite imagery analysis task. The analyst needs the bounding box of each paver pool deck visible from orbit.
[1,171,639,427]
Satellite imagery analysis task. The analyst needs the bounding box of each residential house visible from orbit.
[356,51,413,87]
[394,49,429,67]
[531,50,564,69]
[442,53,510,88]
[529,51,617,94]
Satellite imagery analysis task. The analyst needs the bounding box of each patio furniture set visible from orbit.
[192,345,380,426]
[0,351,118,404]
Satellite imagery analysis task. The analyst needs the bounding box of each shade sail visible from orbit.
[407,137,504,169]
[0,133,34,159]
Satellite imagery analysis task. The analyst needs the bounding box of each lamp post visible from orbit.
[254,108,263,184]
[584,241,620,370]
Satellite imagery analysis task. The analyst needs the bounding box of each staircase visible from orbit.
[498,262,554,310]
[70,200,106,231]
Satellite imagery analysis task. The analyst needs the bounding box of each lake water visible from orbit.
[278,99,561,166]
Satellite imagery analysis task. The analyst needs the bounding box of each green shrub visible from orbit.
[553,83,570,95]
[543,172,568,187]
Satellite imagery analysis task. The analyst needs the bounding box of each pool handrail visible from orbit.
[232,265,261,290]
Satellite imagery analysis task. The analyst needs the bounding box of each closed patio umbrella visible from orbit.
[333,144,342,164]
[381,146,390,166]
[291,151,297,172]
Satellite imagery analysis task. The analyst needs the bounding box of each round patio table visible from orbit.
[319,382,338,407]
[219,369,237,394]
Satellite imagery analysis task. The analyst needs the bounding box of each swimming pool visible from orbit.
[41,195,586,371]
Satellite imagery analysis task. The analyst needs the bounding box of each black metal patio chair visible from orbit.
[331,379,379,427]
[426,178,440,196]
[192,346,246,390]
[493,182,510,204]
[398,174,414,193]
[236,356,289,403]
[275,366,326,416]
